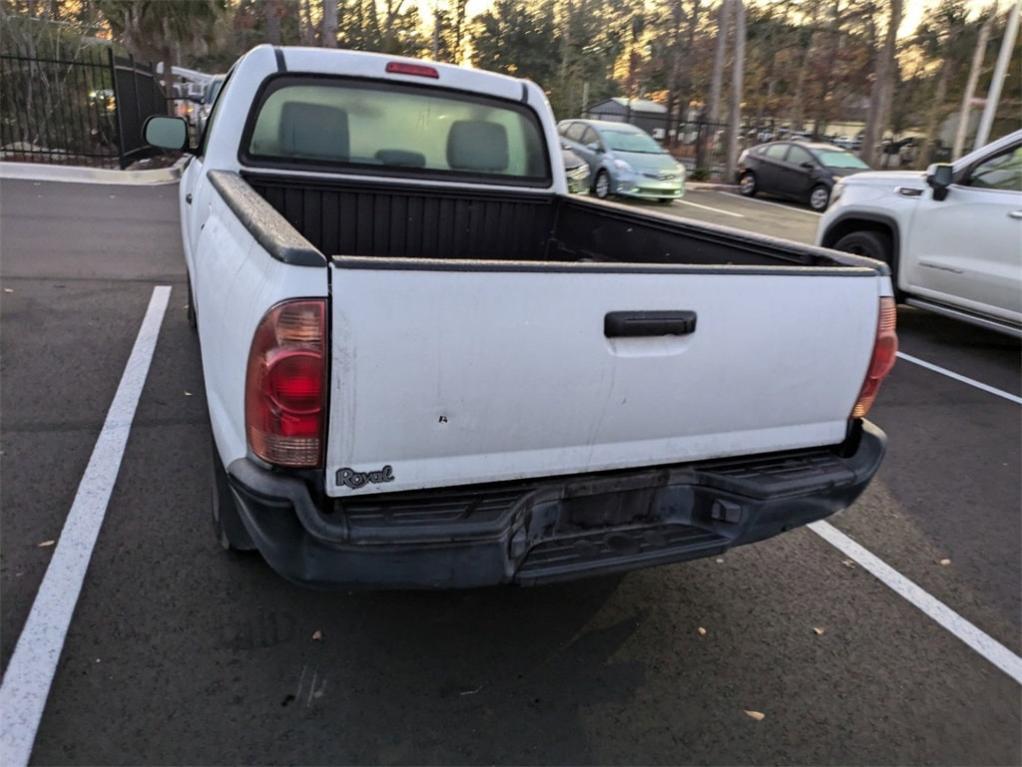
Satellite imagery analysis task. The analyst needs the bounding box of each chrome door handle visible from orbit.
[1009,210,1022,220]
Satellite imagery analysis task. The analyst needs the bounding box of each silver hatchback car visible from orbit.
[558,119,686,203]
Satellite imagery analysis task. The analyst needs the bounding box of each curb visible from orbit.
[0,156,186,185]
[687,182,740,192]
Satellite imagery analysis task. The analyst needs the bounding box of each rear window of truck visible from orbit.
[242,76,551,186]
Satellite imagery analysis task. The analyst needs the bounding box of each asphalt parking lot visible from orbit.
[1,178,1019,765]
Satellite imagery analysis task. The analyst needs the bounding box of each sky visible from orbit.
[415,0,998,37]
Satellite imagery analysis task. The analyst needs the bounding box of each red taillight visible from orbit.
[851,296,897,418]
[246,299,326,468]
[386,61,439,78]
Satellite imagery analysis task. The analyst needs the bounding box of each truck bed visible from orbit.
[243,172,881,271]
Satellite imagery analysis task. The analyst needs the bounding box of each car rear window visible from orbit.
[243,76,550,185]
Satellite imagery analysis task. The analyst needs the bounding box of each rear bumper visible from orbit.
[227,420,885,589]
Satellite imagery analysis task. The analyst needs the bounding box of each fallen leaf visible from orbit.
[184,391,193,397]
[842,559,856,568]
[311,630,323,641]
[939,558,951,566]
[715,558,724,564]
[37,539,55,548]
[744,710,765,721]
[697,626,707,637]
[813,627,825,636]
[3,288,13,293]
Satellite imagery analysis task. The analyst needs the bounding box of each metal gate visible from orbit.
[0,48,168,169]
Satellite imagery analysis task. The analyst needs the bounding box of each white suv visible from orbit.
[818,130,1022,337]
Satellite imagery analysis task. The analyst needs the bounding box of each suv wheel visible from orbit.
[593,170,611,199]
[833,230,891,264]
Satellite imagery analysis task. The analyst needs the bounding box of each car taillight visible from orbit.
[246,299,327,468]
[851,296,897,418]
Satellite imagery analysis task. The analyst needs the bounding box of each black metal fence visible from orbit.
[0,49,168,169]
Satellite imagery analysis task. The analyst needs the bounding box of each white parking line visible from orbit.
[716,191,823,217]
[0,286,171,767]
[897,352,1022,405]
[675,199,745,218]
[809,521,1022,684]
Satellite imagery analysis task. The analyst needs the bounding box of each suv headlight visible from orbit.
[613,158,635,173]
[831,179,845,204]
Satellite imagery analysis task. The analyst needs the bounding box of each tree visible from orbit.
[265,0,282,44]
[916,0,971,164]
[470,0,558,84]
[322,0,337,47]
[788,0,821,131]
[98,0,223,91]
[725,0,745,179]
[860,0,903,165]
[706,0,729,125]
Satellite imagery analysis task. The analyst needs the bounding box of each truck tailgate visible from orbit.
[325,258,880,497]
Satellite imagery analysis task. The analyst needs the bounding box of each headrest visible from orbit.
[375,149,427,167]
[278,101,349,160]
[446,120,508,173]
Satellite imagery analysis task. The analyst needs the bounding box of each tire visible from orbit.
[210,442,255,552]
[809,184,831,212]
[658,198,674,204]
[186,279,197,332]
[833,230,891,264]
[833,229,904,302]
[739,171,757,196]
[593,170,611,199]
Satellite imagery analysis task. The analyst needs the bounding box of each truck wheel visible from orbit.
[210,445,255,552]
[809,184,830,212]
[186,280,197,332]
[739,171,757,196]
[593,170,611,199]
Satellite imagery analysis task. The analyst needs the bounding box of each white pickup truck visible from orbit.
[144,45,895,588]
[818,129,1022,337]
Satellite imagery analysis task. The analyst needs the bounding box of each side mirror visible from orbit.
[143,115,190,152]
[926,162,953,201]
[800,161,816,170]
[587,142,602,153]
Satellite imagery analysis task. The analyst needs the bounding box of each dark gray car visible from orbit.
[736,141,870,211]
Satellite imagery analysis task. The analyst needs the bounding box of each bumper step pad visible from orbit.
[516,523,728,584]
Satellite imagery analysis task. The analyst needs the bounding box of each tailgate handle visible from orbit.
[604,311,697,338]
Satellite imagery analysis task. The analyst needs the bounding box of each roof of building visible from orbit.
[589,97,668,114]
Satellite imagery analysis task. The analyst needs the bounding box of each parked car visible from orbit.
[558,118,685,203]
[561,142,591,194]
[144,45,893,589]
[194,75,225,136]
[737,141,871,211]
[818,129,1022,337]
